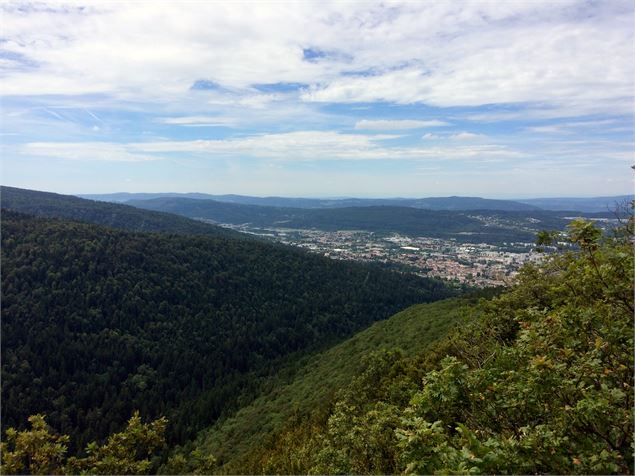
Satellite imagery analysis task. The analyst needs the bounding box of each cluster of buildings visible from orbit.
[220,224,545,287]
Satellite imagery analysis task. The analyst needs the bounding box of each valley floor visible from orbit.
[205,221,546,287]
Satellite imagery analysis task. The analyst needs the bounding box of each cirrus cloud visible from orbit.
[355,119,449,130]
[20,130,525,162]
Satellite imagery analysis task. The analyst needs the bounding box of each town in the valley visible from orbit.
[213,223,546,287]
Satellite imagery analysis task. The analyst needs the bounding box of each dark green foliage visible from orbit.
[129,196,291,225]
[179,297,476,473]
[65,412,167,475]
[0,415,69,475]
[245,218,634,474]
[0,186,239,238]
[0,412,167,475]
[1,210,452,453]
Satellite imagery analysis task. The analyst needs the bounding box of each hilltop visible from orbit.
[1,186,239,239]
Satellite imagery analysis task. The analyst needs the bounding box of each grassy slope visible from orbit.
[187,297,478,471]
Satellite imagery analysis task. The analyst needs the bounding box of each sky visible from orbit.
[1,0,634,198]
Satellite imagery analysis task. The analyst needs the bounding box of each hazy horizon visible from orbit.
[2,183,632,202]
[1,1,634,197]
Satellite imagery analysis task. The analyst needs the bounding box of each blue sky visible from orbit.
[1,1,633,198]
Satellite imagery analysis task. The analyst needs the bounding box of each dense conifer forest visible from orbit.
[1,209,451,453]
[179,297,483,473]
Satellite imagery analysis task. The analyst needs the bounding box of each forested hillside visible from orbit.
[1,210,452,453]
[235,218,633,475]
[158,217,632,475]
[0,186,239,238]
[173,296,488,473]
[2,213,632,475]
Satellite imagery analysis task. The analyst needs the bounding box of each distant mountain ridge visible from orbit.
[516,195,633,212]
[79,191,632,213]
[126,196,616,245]
[80,193,540,211]
[127,197,536,244]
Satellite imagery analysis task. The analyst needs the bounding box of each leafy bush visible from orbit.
[1,412,166,475]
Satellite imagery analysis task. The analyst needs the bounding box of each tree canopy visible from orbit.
[1,412,167,475]
[239,217,634,474]
[1,210,452,452]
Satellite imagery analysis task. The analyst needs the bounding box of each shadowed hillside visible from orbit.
[1,210,453,452]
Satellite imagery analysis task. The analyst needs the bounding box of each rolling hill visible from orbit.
[0,186,239,239]
[516,195,633,212]
[82,192,540,211]
[82,191,633,213]
[126,196,616,245]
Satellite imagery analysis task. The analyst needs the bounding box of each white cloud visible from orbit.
[558,119,620,128]
[523,125,565,134]
[158,116,235,126]
[450,132,485,141]
[523,119,622,134]
[238,94,281,108]
[421,131,485,141]
[20,131,525,162]
[355,119,449,130]
[3,1,633,198]
[127,132,525,161]
[1,1,632,117]
[22,142,159,162]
